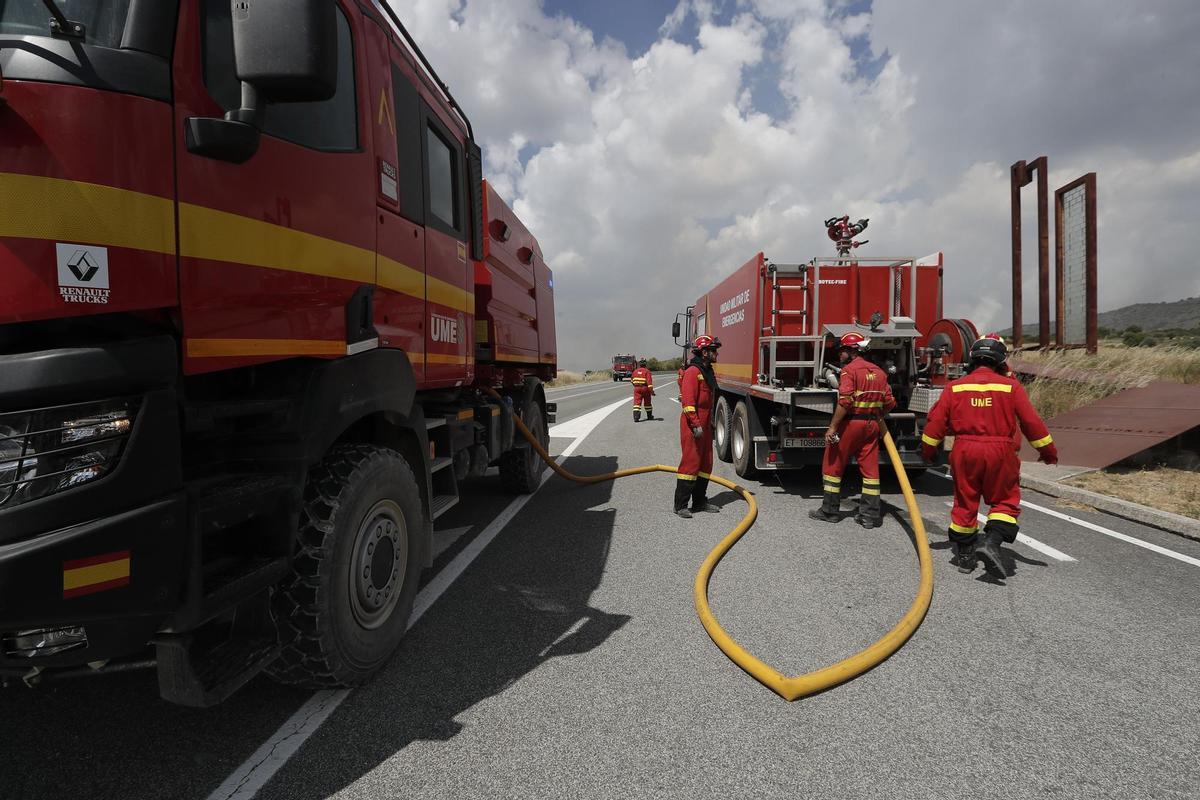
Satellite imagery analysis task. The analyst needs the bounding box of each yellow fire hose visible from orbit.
[488,388,934,700]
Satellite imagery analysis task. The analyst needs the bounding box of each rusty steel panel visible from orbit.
[1020,381,1200,468]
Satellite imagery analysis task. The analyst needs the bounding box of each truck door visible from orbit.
[172,0,376,374]
[415,97,474,387]
[365,19,425,384]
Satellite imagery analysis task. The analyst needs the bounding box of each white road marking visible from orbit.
[547,382,623,401]
[933,471,1199,568]
[549,397,629,438]
[210,395,629,800]
[938,501,1076,561]
[668,396,680,404]
[205,690,350,800]
[1020,497,1200,568]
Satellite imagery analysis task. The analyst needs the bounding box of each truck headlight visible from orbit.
[0,399,138,509]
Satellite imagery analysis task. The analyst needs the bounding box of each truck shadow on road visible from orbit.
[255,455,630,800]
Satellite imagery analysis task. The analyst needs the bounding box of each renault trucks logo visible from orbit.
[56,243,111,305]
[430,312,459,344]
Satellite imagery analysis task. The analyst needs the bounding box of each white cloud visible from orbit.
[391,0,1200,369]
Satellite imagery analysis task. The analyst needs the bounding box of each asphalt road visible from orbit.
[3,373,1198,800]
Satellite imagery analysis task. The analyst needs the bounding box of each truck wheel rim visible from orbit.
[733,416,746,461]
[349,499,408,630]
[715,405,727,449]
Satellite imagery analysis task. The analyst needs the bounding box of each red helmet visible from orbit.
[839,332,869,350]
[982,332,1005,344]
[692,334,721,352]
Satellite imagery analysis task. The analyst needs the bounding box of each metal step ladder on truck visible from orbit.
[671,251,979,477]
[0,0,556,706]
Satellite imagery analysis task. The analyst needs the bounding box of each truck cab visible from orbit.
[1,0,554,704]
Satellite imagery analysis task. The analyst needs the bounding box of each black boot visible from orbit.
[951,532,977,574]
[674,478,693,518]
[855,491,881,529]
[975,528,1007,577]
[808,487,841,522]
[691,477,719,513]
[977,519,1017,577]
[633,408,641,422]
[645,407,654,420]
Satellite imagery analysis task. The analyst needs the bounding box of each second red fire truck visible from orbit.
[673,249,979,477]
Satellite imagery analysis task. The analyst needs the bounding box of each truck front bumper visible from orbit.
[0,334,186,671]
[0,493,187,670]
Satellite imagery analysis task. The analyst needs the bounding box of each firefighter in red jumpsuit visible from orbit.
[809,332,896,529]
[631,360,655,422]
[921,335,1059,576]
[675,335,721,518]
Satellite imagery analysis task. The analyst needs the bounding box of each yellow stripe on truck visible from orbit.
[188,338,346,358]
[2,172,476,317]
[0,171,175,254]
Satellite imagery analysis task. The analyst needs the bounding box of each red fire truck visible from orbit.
[0,1,555,705]
[612,354,637,381]
[672,252,977,476]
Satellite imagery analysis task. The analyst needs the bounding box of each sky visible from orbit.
[393,0,1200,370]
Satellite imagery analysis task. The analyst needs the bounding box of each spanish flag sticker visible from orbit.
[63,551,131,599]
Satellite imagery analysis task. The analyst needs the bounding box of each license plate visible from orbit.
[783,437,821,448]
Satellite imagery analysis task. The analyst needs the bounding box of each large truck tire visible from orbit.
[713,395,733,463]
[500,398,547,494]
[731,400,756,477]
[267,444,423,687]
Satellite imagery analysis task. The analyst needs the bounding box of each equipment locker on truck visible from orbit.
[0,0,555,705]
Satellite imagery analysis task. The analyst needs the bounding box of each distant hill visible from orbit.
[999,297,1200,338]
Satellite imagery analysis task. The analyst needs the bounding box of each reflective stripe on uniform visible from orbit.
[862,477,880,485]
[823,474,841,483]
[1029,434,1053,448]
[678,473,697,481]
[854,401,883,408]
[824,485,841,493]
[921,433,942,447]
[951,383,1013,393]
[987,512,1018,524]
[683,405,696,412]
[950,521,978,534]
[861,487,880,496]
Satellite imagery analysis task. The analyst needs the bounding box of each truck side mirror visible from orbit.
[186,1,337,164]
[672,322,681,338]
[232,0,338,104]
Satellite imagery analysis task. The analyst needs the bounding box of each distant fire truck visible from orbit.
[673,244,978,476]
[612,354,637,381]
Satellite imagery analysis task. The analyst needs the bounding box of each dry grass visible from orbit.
[1067,466,1200,520]
[546,370,612,388]
[1012,344,1200,419]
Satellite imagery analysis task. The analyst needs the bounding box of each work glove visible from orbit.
[692,426,704,439]
[1037,442,1059,466]
[921,443,937,463]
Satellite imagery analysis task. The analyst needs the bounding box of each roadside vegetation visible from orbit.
[1066,467,1200,520]
[547,370,612,388]
[1011,329,1200,509]
[1012,332,1200,420]
[547,357,686,388]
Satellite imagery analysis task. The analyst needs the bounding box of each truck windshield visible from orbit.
[0,0,132,48]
